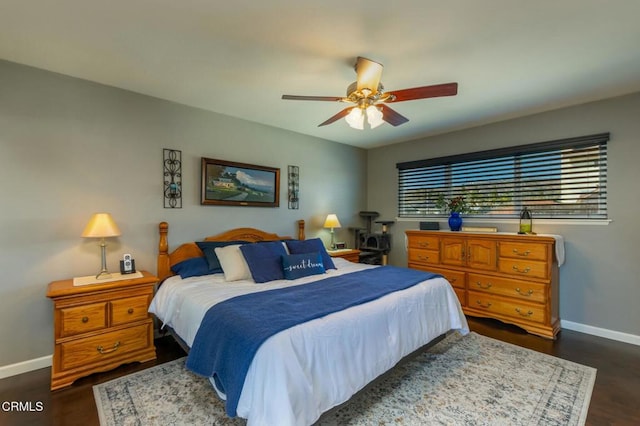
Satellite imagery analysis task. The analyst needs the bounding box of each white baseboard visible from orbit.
[0,355,51,380]
[1,321,638,379]
[561,320,640,346]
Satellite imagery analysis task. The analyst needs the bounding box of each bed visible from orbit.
[149,220,468,426]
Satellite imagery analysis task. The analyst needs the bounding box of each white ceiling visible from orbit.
[2,1,640,148]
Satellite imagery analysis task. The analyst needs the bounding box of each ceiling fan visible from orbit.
[282,57,458,130]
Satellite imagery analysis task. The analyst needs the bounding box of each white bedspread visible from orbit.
[149,259,469,426]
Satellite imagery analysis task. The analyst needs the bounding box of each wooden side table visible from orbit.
[46,271,158,390]
[328,249,361,263]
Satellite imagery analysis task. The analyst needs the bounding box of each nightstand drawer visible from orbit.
[60,323,151,370]
[328,249,361,262]
[111,295,150,325]
[60,302,107,337]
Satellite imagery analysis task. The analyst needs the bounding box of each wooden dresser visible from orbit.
[406,230,560,339]
[46,271,157,390]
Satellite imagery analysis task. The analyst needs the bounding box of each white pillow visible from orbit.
[214,244,252,282]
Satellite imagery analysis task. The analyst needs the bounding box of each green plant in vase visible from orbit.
[436,195,468,231]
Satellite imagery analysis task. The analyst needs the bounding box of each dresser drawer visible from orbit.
[499,241,548,262]
[468,291,546,324]
[111,295,150,326]
[423,266,465,289]
[468,273,547,303]
[60,323,151,370]
[499,258,548,280]
[408,235,439,250]
[453,288,466,307]
[408,248,440,265]
[60,302,107,337]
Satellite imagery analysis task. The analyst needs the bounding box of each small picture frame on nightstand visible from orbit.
[335,242,346,249]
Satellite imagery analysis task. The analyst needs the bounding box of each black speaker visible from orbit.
[419,222,440,230]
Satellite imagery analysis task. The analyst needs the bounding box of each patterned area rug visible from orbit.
[93,332,596,425]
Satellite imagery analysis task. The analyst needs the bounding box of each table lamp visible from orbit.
[323,214,341,250]
[81,213,122,279]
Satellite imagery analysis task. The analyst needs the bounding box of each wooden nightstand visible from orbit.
[46,271,158,390]
[328,249,361,263]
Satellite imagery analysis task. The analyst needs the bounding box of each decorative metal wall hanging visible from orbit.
[163,149,182,208]
[288,165,299,209]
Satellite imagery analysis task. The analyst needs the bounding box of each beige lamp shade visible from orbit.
[81,213,121,238]
[323,214,341,229]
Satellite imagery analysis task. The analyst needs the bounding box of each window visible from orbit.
[397,133,609,219]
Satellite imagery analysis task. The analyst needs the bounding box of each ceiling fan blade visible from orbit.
[379,104,409,126]
[318,107,356,127]
[356,57,383,93]
[384,82,458,103]
[282,95,344,101]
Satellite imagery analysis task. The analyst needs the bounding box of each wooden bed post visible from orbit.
[297,220,305,241]
[158,222,170,282]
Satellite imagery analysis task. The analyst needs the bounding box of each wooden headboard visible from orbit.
[157,220,306,282]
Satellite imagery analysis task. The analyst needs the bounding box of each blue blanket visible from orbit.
[185,266,441,417]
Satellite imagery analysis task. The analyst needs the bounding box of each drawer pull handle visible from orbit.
[515,288,534,297]
[81,316,89,323]
[475,281,492,289]
[418,255,429,260]
[515,308,534,317]
[448,277,457,283]
[476,301,492,309]
[127,308,134,314]
[513,249,531,256]
[97,341,120,355]
[512,265,531,274]
[419,242,429,247]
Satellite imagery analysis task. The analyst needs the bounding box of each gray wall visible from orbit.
[368,92,640,339]
[0,60,367,367]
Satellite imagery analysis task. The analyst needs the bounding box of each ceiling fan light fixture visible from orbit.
[345,108,364,130]
[282,56,458,129]
[366,105,384,129]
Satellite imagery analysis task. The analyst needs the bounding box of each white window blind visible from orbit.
[397,133,609,219]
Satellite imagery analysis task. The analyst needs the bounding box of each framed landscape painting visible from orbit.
[201,157,280,207]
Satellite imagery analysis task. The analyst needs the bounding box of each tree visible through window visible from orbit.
[397,133,608,219]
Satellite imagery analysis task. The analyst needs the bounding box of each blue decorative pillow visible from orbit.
[171,257,211,279]
[196,240,245,273]
[285,238,336,270]
[239,241,288,283]
[282,252,325,280]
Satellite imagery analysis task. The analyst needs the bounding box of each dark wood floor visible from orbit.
[1,317,639,425]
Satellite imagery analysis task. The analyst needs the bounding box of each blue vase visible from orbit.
[448,212,463,231]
